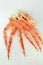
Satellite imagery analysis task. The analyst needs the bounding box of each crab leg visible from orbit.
[7,26,16,59]
[18,11,36,26]
[24,18,43,44]
[15,19,41,51]
[3,22,12,47]
[16,17,43,44]
[8,18,25,57]
[18,29,25,56]
[23,30,39,51]
[32,27,43,44]
[13,19,38,51]
[16,17,30,31]
[3,18,16,59]
[30,30,41,51]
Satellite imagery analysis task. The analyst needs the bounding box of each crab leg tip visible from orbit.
[42,40,43,44]
[23,51,26,56]
[31,20,36,26]
[7,54,10,60]
[36,49,39,51]
[39,47,42,52]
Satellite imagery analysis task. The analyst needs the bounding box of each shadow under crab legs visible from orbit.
[17,11,43,44]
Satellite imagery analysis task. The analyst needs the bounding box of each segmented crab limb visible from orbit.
[16,17,43,44]
[18,30,25,56]
[13,19,38,51]
[16,16,35,29]
[32,27,43,44]
[29,30,41,51]
[15,19,41,51]
[9,18,26,56]
[7,26,16,59]
[3,29,7,47]
[3,22,12,47]
[23,31,39,51]
[18,11,36,26]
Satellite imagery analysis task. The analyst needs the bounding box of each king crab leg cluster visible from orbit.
[3,11,43,59]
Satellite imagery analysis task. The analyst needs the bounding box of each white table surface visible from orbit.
[0,0,43,65]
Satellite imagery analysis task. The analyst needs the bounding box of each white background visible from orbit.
[0,0,43,65]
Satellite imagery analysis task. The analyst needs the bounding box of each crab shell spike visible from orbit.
[17,10,36,26]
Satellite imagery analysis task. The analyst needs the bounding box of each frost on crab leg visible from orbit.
[16,16,43,45]
[18,29,25,56]
[13,19,38,51]
[7,26,16,59]
[15,18,41,51]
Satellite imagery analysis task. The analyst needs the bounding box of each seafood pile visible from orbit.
[3,11,43,59]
